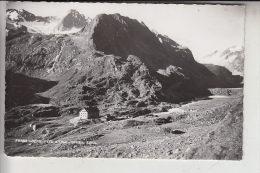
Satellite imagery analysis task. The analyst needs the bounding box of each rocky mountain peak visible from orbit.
[66,9,84,18]
[68,9,78,13]
[55,9,88,31]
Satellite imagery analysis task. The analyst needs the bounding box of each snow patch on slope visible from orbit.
[20,21,82,35]
[7,10,19,20]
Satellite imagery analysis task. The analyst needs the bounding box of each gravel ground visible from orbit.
[5,95,243,160]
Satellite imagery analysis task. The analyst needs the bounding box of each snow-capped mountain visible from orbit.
[7,9,33,22]
[55,9,90,31]
[197,46,244,76]
[6,9,50,22]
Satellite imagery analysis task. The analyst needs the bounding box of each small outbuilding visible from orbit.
[79,106,99,119]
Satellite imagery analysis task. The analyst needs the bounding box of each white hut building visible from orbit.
[79,108,88,119]
[79,107,99,119]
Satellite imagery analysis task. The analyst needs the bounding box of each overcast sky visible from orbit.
[7,2,245,60]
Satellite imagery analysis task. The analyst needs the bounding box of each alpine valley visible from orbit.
[5,9,244,159]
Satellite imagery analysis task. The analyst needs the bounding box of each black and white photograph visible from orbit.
[4,2,245,159]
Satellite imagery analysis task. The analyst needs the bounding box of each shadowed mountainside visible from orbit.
[5,71,57,110]
[5,13,243,111]
[204,64,243,87]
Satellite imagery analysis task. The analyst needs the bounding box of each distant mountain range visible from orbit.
[6,9,56,23]
[5,10,243,110]
[197,46,244,76]
[6,9,91,36]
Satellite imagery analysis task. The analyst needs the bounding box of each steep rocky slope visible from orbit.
[85,14,242,89]
[5,13,242,112]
